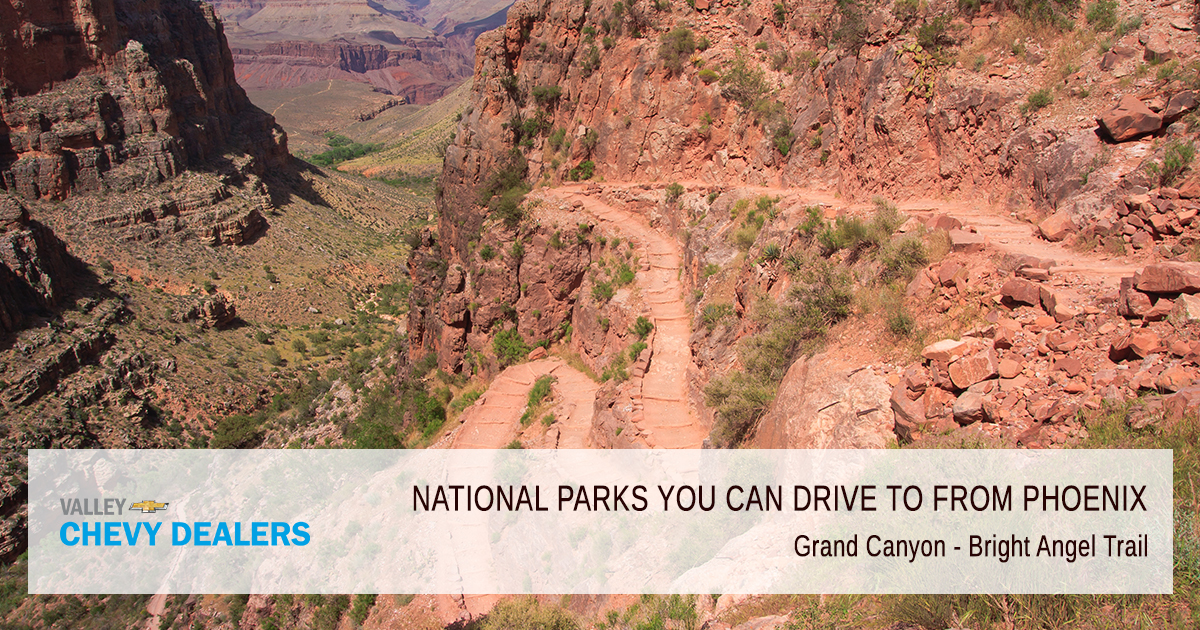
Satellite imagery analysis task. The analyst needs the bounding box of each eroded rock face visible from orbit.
[0,0,288,201]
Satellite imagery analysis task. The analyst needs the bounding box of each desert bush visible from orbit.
[481,597,578,630]
[631,316,654,339]
[494,328,530,366]
[1021,88,1054,114]
[592,280,615,302]
[879,236,929,282]
[701,303,734,331]
[666,182,685,201]
[532,85,562,106]
[720,50,769,107]
[1149,140,1196,187]
[569,160,596,181]
[520,375,555,426]
[1085,0,1117,30]
[659,27,695,74]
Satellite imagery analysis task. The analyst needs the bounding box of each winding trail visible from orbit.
[446,358,597,449]
[549,186,708,449]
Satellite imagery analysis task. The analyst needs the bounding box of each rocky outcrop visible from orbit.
[753,353,893,449]
[0,0,288,201]
[0,196,76,332]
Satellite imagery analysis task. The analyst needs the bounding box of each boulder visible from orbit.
[1142,31,1175,63]
[890,384,927,441]
[952,391,989,425]
[925,214,963,231]
[1135,262,1200,293]
[1046,331,1080,353]
[1164,91,1198,121]
[1016,266,1051,281]
[527,346,548,360]
[937,261,963,287]
[921,338,970,363]
[1172,293,1200,323]
[1097,95,1162,142]
[753,353,893,449]
[1055,357,1083,377]
[1156,366,1193,393]
[1038,213,1075,242]
[948,229,986,252]
[998,359,1022,379]
[1000,278,1041,306]
[1131,230,1153,249]
[1109,330,1161,362]
[1165,385,1200,421]
[1179,173,1200,199]
[1119,276,1154,318]
[948,347,999,389]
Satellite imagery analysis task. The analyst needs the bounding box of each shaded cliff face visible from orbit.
[0,0,287,201]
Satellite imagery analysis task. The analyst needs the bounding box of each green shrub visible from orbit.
[520,375,555,425]
[480,150,530,227]
[798,205,825,236]
[480,244,497,261]
[887,306,917,337]
[349,594,376,626]
[760,242,782,261]
[893,0,920,22]
[880,236,929,282]
[291,339,308,355]
[481,597,578,630]
[1021,88,1054,114]
[494,328,530,366]
[1085,0,1117,30]
[659,28,695,74]
[701,303,734,331]
[698,68,719,84]
[706,261,853,445]
[592,280,615,302]
[532,85,563,105]
[628,341,648,361]
[255,330,271,344]
[720,50,769,107]
[666,182,685,201]
[631,316,654,339]
[310,133,383,167]
[548,127,567,151]
[569,160,596,181]
[1150,140,1197,187]
[211,414,263,449]
[773,2,788,25]
[773,124,794,156]
[614,261,636,286]
[916,15,954,52]
[579,44,601,76]
[265,347,283,366]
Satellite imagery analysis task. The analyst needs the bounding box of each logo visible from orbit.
[130,500,169,514]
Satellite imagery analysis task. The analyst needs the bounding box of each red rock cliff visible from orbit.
[0,0,288,200]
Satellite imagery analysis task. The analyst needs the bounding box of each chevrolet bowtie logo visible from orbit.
[130,500,169,514]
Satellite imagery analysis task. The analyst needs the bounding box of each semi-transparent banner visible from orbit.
[28,449,1171,594]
